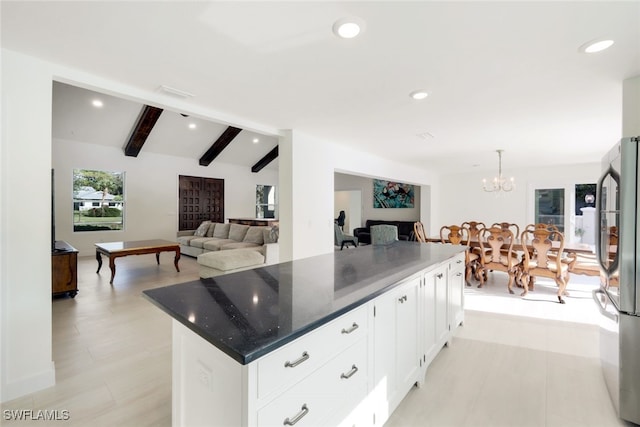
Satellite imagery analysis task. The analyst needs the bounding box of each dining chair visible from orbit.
[440,225,479,286]
[414,221,428,243]
[477,226,518,291]
[519,227,572,304]
[524,223,561,241]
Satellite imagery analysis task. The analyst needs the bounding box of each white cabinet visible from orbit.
[372,274,421,425]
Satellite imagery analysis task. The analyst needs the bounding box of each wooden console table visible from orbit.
[228,218,279,227]
[95,239,180,284]
[52,240,78,298]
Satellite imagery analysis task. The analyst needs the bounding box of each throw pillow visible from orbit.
[206,222,217,237]
[194,221,211,237]
[229,224,250,241]
[243,227,265,245]
[213,223,230,239]
[263,225,279,244]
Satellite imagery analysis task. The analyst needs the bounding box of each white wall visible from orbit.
[623,75,640,137]
[438,162,601,237]
[53,138,277,255]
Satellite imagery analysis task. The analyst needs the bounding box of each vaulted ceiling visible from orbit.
[4,2,640,174]
[52,82,280,171]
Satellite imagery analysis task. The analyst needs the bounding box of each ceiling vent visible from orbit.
[157,85,195,98]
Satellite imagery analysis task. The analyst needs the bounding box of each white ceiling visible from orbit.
[3,1,640,174]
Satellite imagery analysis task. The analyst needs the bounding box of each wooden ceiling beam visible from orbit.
[251,146,279,173]
[199,126,242,166]
[124,105,164,157]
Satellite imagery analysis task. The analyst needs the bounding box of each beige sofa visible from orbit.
[177,221,279,278]
[177,221,276,257]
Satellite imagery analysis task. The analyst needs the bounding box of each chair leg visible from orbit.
[477,267,486,288]
[340,242,345,250]
[520,274,530,297]
[507,270,516,294]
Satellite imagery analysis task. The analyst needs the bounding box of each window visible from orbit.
[73,169,124,232]
[256,185,277,219]
[534,188,565,232]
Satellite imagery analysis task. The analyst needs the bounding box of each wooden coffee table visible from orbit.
[95,239,180,284]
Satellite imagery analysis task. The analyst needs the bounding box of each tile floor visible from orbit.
[1,255,630,426]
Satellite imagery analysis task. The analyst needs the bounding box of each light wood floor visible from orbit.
[1,255,628,426]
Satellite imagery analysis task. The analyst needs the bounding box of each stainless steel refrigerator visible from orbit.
[594,136,640,425]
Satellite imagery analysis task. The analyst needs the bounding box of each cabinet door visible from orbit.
[448,254,465,331]
[372,276,421,424]
[423,264,448,366]
[395,276,420,397]
[434,265,449,347]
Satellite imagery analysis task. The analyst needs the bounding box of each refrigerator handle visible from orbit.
[592,289,618,322]
[595,170,607,272]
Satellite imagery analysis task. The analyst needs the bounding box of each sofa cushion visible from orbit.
[197,249,264,272]
[221,242,261,250]
[177,235,200,246]
[194,221,211,237]
[206,222,217,237]
[202,238,236,251]
[213,223,230,239]
[243,226,265,245]
[229,224,250,241]
[190,237,215,249]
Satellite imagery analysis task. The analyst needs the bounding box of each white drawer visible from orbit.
[256,305,367,400]
[257,337,368,427]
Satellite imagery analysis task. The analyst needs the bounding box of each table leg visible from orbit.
[156,252,160,265]
[96,250,102,274]
[109,256,116,285]
[174,249,181,272]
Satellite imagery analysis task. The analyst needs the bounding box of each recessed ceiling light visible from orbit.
[332,17,365,39]
[579,39,614,53]
[252,138,259,144]
[410,90,429,100]
[188,123,197,130]
[92,99,103,108]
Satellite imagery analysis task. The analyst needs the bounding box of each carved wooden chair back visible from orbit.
[477,226,517,290]
[491,222,520,244]
[525,223,561,241]
[520,227,571,303]
[439,225,469,245]
[414,221,428,243]
[461,221,485,240]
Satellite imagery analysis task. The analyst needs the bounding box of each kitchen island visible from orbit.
[144,241,466,427]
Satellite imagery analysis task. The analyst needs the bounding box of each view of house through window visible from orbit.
[73,169,124,231]
[534,188,565,232]
[256,185,276,219]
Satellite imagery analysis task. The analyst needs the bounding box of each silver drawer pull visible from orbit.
[283,404,309,426]
[340,364,359,380]
[398,295,407,303]
[341,323,359,334]
[436,273,444,279]
[457,259,463,264]
[456,272,463,277]
[284,351,309,368]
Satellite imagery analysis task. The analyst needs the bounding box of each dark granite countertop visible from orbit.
[143,241,464,365]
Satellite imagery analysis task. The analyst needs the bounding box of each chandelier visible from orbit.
[482,149,515,193]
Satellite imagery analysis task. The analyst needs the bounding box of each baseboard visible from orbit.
[1,361,55,403]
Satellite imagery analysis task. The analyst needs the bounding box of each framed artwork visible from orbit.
[373,179,415,208]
